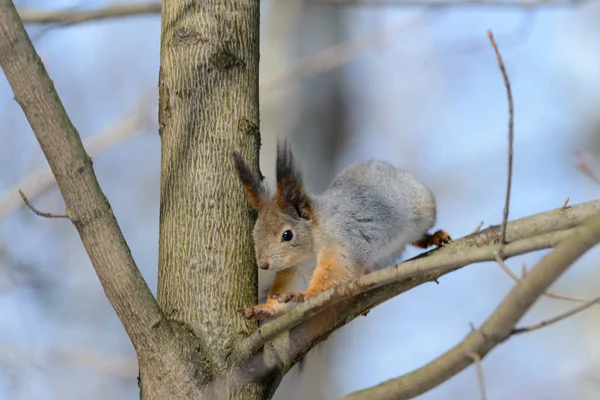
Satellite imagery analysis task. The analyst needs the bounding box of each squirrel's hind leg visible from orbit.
[411,229,452,249]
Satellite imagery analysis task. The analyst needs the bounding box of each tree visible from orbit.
[1,1,599,399]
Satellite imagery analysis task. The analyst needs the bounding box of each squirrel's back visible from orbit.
[315,160,436,270]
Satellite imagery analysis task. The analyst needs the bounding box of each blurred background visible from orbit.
[1,0,600,399]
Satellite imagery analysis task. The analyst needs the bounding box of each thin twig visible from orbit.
[15,0,583,27]
[494,252,518,278]
[575,150,600,185]
[18,3,161,24]
[563,197,570,209]
[473,221,484,233]
[467,352,488,400]
[0,99,150,220]
[494,253,588,303]
[488,30,514,248]
[18,189,68,219]
[512,295,600,334]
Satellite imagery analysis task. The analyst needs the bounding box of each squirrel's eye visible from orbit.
[281,230,293,242]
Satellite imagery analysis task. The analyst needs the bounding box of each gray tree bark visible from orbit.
[144,0,273,398]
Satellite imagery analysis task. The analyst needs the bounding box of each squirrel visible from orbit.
[233,142,451,320]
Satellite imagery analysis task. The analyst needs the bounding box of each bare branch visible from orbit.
[18,5,419,95]
[14,0,584,28]
[473,221,484,233]
[467,351,488,400]
[236,200,600,362]
[0,99,150,220]
[245,228,571,361]
[339,209,600,400]
[488,30,514,247]
[494,252,589,302]
[18,189,68,218]
[17,3,161,25]
[575,150,600,185]
[512,295,600,334]
[0,0,165,352]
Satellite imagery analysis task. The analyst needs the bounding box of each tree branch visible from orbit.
[17,3,161,25]
[487,30,514,247]
[467,351,488,400]
[511,295,600,334]
[14,0,585,28]
[236,200,600,363]
[0,97,152,220]
[18,189,68,218]
[576,150,600,185]
[0,0,165,352]
[339,209,600,400]
[495,254,590,303]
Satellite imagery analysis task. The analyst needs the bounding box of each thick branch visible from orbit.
[340,209,600,400]
[239,228,570,359]
[0,0,164,352]
[18,3,161,24]
[236,200,600,368]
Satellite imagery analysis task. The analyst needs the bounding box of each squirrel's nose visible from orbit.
[259,262,269,270]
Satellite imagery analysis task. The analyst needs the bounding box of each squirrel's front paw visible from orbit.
[237,304,278,320]
[273,292,306,304]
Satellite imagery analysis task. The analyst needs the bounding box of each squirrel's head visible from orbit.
[233,143,316,272]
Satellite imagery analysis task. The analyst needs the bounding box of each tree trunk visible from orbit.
[142,0,270,398]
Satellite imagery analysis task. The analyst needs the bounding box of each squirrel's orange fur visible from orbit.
[233,143,451,320]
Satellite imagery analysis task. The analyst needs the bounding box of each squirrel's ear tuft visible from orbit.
[276,142,302,186]
[276,142,311,220]
[232,152,265,211]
